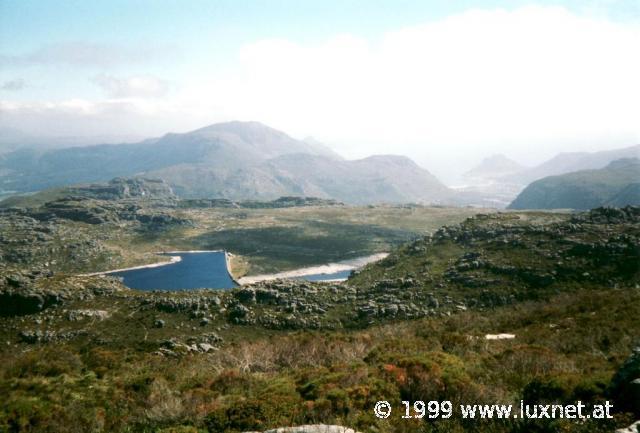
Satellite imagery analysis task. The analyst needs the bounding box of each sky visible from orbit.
[1,0,639,183]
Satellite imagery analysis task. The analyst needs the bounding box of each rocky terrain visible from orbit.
[0,179,191,274]
[0,206,638,432]
[1,178,484,277]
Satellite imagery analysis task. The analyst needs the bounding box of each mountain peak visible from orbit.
[192,120,277,133]
[464,154,526,181]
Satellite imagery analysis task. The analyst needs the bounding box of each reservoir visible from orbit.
[107,251,387,290]
[110,251,237,291]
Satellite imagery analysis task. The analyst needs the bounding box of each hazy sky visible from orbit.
[1,0,639,182]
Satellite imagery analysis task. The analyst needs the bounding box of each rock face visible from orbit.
[244,425,360,433]
[67,177,176,201]
[0,271,60,316]
[0,271,126,316]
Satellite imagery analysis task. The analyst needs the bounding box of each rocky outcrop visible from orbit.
[19,329,88,343]
[615,421,640,433]
[67,177,176,201]
[0,272,126,316]
[610,345,640,417]
[0,271,61,316]
[31,198,139,224]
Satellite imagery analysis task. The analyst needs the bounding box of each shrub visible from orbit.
[8,347,83,378]
[204,398,266,433]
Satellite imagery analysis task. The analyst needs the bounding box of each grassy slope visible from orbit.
[509,158,640,210]
[0,288,637,432]
[1,207,638,432]
[0,208,640,433]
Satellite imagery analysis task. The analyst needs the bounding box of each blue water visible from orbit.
[295,270,352,281]
[110,251,237,291]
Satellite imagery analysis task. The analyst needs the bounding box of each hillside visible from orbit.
[261,153,450,204]
[0,207,638,432]
[0,121,451,204]
[508,158,640,210]
[505,144,640,185]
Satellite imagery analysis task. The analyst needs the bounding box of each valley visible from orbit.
[3,2,639,432]
[0,181,638,432]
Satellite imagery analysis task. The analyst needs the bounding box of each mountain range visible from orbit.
[0,121,450,204]
[457,146,640,207]
[463,154,528,182]
[508,157,640,210]
[1,120,638,208]
[504,145,640,185]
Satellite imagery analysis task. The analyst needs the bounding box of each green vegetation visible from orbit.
[0,287,637,432]
[1,182,638,432]
[509,158,640,210]
[0,184,485,276]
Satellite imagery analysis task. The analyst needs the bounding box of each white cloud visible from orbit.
[2,6,639,181]
[0,98,179,137]
[172,6,640,176]
[92,74,169,98]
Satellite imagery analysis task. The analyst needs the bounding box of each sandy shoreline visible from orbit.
[81,255,182,276]
[82,249,230,277]
[238,252,389,285]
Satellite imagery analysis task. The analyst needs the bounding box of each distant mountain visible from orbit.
[463,154,527,182]
[264,153,450,204]
[302,136,343,160]
[143,153,450,204]
[508,158,640,210]
[455,146,640,208]
[505,145,640,185]
[450,155,528,208]
[0,121,450,204]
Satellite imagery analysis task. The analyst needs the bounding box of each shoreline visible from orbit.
[224,251,241,286]
[81,250,228,277]
[81,255,182,276]
[160,249,223,253]
[238,252,389,285]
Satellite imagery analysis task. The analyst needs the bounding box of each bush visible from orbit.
[382,352,479,403]
[204,398,266,433]
[7,347,83,378]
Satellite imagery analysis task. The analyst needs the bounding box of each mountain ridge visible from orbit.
[0,121,449,204]
[508,157,640,210]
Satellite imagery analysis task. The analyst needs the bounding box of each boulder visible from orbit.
[610,345,640,416]
[615,420,640,433]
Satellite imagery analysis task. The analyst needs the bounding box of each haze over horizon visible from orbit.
[1,0,639,183]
